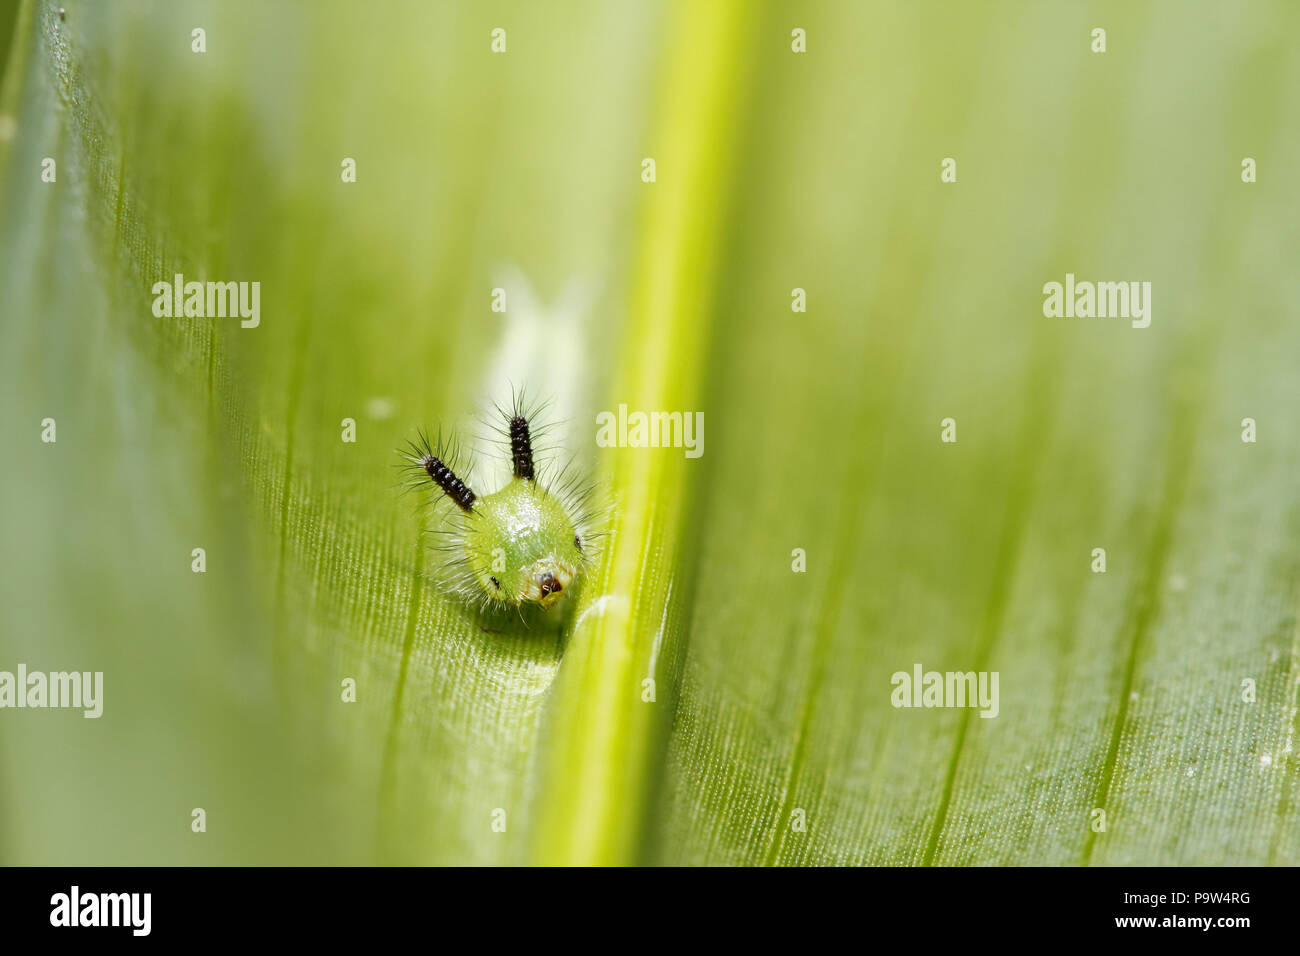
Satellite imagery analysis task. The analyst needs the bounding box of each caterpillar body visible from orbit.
[402,397,601,613]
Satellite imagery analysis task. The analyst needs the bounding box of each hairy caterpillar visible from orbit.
[401,396,603,614]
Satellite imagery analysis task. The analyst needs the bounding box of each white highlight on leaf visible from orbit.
[575,593,628,632]
[647,579,673,680]
[483,264,600,447]
[366,396,396,420]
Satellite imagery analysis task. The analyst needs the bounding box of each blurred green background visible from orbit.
[1,0,1298,865]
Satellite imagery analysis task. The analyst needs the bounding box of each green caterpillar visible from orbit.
[402,398,601,613]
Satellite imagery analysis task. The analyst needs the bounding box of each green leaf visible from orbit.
[2,0,1297,866]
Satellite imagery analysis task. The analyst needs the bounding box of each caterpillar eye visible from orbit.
[489,576,501,590]
[574,534,582,553]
